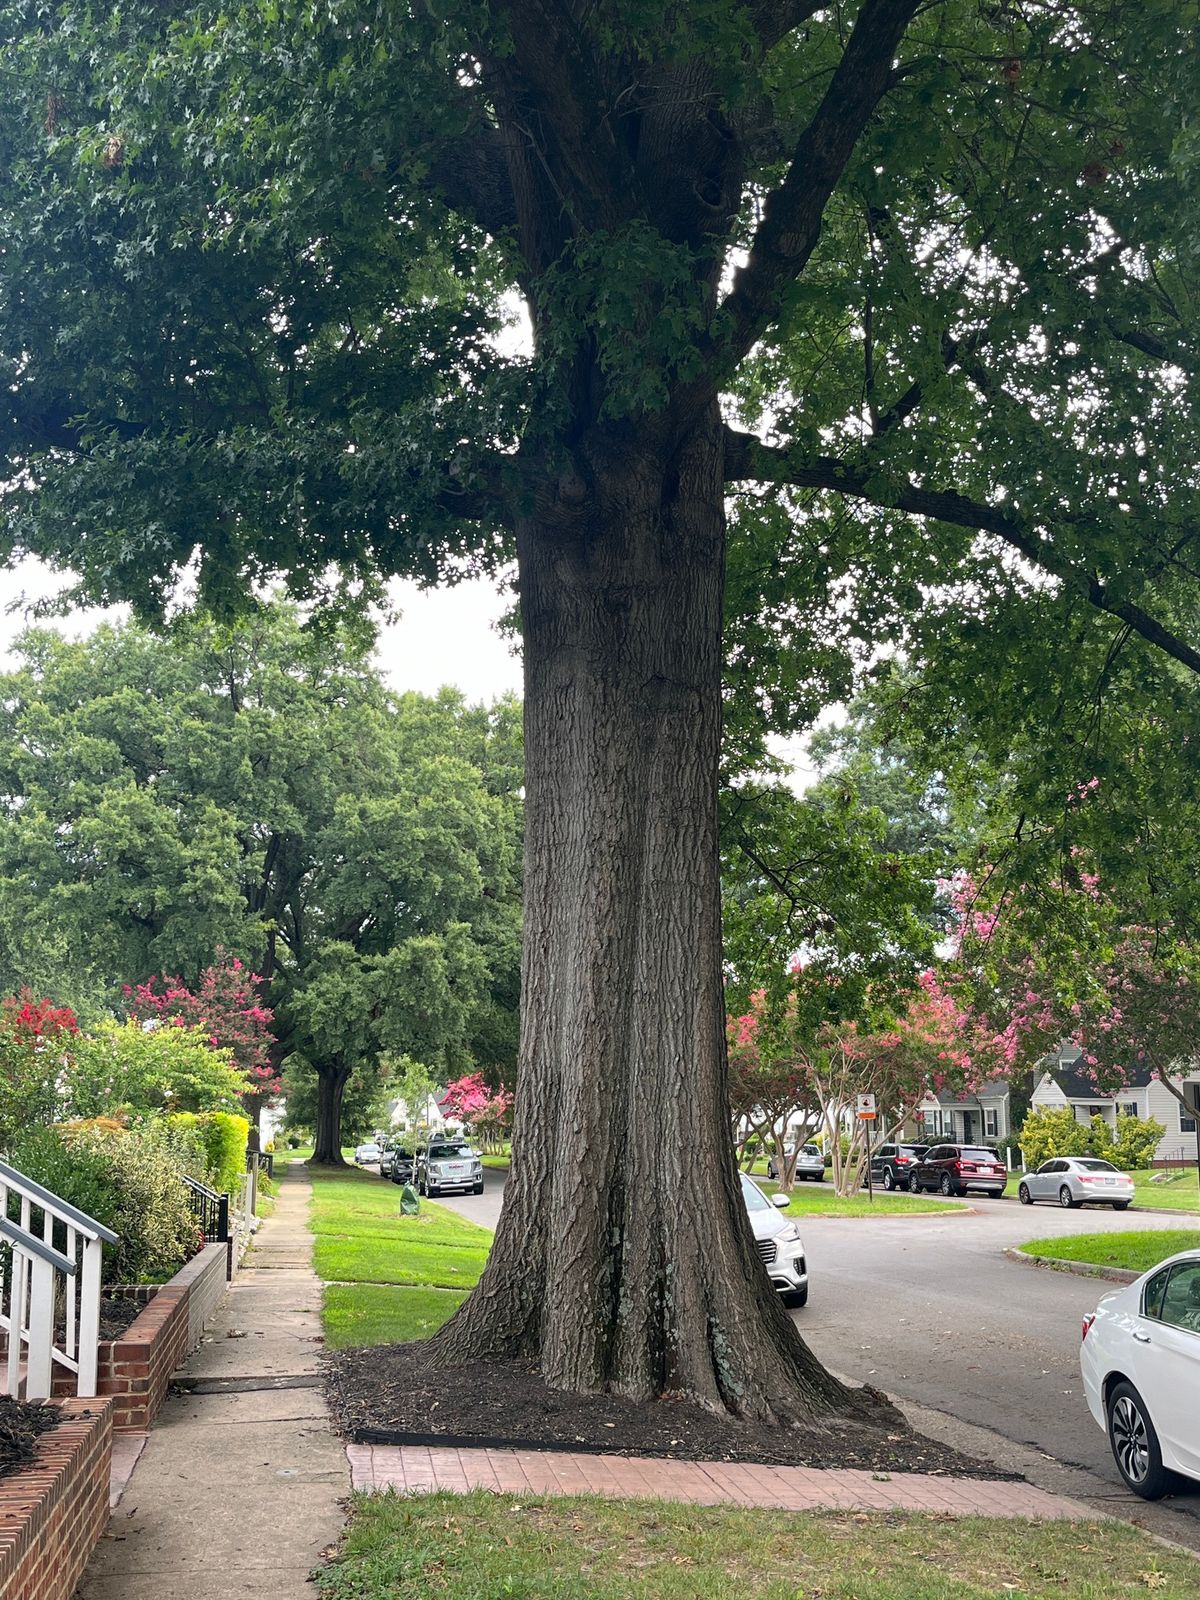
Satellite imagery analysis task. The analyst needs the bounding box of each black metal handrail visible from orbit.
[182,1175,230,1244]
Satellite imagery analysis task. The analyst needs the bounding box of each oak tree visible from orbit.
[3,1,1199,1417]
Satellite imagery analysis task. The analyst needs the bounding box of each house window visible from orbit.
[1182,1110,1197,1135]
[984,1108,998,1139]
[1121,1103,1137,1119]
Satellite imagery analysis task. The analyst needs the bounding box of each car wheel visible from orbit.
[882,1169,895,1191]
[909,1175,922,1193]
[783,1286,808,1309]
[1107,1381,1174,1500]
[473,1181,485,1195]
[1113,1200,1130,1211]
[1018,1183,1032,1205]
[1059,1185,1078,1209]
[940,1173,953,1197]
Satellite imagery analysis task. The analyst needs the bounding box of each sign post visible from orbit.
[856,1094,877,1201]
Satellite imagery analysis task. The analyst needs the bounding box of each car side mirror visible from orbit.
[772,1192,790,1209]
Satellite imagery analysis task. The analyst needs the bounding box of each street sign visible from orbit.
[855,1093,877,1121]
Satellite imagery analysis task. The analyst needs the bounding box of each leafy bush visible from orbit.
[1092,1112,1165,1172]
[66,1019,246,1119]
[1018,1106,1165,1171]
[0,993,79,1152]
[10,1122,200,1284]
[165,1110,249,1195]
[1018,1108,1093,1168]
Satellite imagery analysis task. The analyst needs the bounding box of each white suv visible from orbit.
[742,1172,808,1308]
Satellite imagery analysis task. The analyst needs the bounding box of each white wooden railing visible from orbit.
[0,1158,118,1400]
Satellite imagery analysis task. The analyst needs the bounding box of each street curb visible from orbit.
[1003,1246,1138,1284]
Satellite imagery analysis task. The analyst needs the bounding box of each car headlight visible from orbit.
[776,1223,800,1246]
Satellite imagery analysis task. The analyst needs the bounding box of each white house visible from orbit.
[910,1079,1013,1146]
[385,1091,462,1139]
[1031,1044,1200,1164]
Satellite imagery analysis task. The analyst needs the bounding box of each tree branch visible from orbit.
[723,426,1200,678]
[424,118,520,238]
[749,1,828,52]
[717,0,920,371]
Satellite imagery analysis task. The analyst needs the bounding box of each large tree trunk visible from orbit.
[433,413,864,1421]
[311,1066,349,1165]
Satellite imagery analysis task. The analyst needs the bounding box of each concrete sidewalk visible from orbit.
[77,1166,347,1600]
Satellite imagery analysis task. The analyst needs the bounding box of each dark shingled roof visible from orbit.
[1038,1047,1155,1101]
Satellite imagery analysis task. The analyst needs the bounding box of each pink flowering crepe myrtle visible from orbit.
[944,864,1200,1118]
[124,950,279,1097]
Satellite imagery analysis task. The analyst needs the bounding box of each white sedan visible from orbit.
[1080,1247,1200,1498]
[1018,1157,1134,1210]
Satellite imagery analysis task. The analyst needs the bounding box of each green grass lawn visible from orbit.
[1019,1228,1200,1274]
[1126,1168,1200,1211]
[310,1164,491,1347]
[315,1490,1196,1600]
[322,1283,467,1349]
[766,1182,968,1217]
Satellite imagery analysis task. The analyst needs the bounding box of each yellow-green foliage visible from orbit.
[166,1110,250,1195]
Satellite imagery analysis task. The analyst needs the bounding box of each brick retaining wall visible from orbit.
[0,1398,112,1600]
[50,1241,229,1430]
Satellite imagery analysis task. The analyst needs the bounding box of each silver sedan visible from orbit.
[1017,1156,1135,1210]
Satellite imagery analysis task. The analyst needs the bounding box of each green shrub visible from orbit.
[1018,1106,1165,1171]
[165,1110,249,1195]
[1018,1107,1093,1168]
[1091,1112,1166,1171]
[10,1122,199,1284]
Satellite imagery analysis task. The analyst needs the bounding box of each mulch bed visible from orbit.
[0,1396,61,1480]
[325,1344,1015,1479]
[98,1296,146,1341]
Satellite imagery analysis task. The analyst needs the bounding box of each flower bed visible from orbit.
[0,1396,112,1600]
[51,1241,228,1430]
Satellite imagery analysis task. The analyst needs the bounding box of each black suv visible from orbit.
[868,1143,928,1192]
[387,1148,416,1186]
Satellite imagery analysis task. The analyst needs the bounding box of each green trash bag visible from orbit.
[398,1183,420,1216]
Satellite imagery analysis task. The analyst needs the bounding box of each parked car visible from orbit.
[869,1142,928,1192]
[1080,1248,1200,1498]
[766,1143,825,1182]
[1019,1157,1134,1211]
[377,1139,396,1176]
[742,1172,808,1308]
[911,1143,1007,1198]
[387,1148,416,1186]
[353,1141,381,1166]
[417,1140,485,1196]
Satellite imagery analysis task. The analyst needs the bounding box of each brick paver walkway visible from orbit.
[347,1443,1097,1518]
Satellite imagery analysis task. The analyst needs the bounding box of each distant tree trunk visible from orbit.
[433,412,871,1422]
[311,1067,349,1165]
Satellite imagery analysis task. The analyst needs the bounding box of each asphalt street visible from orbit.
[436,1168,1200,1547]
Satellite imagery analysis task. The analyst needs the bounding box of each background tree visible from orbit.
[0,608,522,1160]
[4,2,1200,1418]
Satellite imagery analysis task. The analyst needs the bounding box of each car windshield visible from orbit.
[899,1146,924,1156]
[429,1144,469,1160]
[800,1144,821,1156]
[740,1174,772,1212]
[1075,1158,1119,1172]
[961,1148,998,1161]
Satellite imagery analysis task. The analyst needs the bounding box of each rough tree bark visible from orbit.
[311,1067,350,1166]
[433,409,865,1420]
